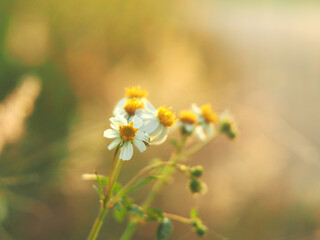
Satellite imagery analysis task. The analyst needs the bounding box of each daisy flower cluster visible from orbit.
[104,86,176,160]
[103,86,237,161]
[87,86,237,240]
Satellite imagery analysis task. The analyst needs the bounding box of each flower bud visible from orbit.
[189,179,202,194]
[196,225,207,236]
[190,166,203,178]
[221,122,237,139]
[191,218,208,237]
[219,110,238,139]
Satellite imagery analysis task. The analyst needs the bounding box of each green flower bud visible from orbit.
[196,225,207,236]
[190,166,203,178]
[219,110,238,139]
[191,218,207,237]
[221,122,237,139]
[189,179,202,194]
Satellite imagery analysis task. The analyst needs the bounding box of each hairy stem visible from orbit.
[87,148,121,240]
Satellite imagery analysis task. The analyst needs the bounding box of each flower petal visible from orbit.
[143,99,156,112]
[141,118,159,134]
[120,141,133,160]
[195,126,206,141]
[132,115,143,129]
[133,138,146,152]
[104,129,120,139]
[111,123,119,130]
[108,138,121,150]
[148,122,162,137]
[184,123,194,133]
[136,109,155,121]
[128,115,134,123]
[151,126,168,145]
[115,114,128,125]
[135,132,149,143]
[191,103,201,114]
[206,124,214,136]
[110,117,121,130]
[113,98,127,114]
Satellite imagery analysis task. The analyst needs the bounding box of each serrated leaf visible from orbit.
[126,176,157,195]
[157,217,173,240]
[147,208,163,221]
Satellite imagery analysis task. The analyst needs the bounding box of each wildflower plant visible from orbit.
[83,86,237,240]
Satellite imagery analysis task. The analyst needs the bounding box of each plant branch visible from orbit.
[87,147,121,240]
[109,161,179,207]
[162,212,191,224]
[120,133,219,240]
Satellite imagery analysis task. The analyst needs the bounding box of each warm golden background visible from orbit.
[1,0,320,239]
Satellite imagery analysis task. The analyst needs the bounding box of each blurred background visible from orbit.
[0,0,320,239]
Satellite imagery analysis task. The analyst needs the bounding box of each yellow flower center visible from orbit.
[157,106,176,127]
[124,98,144,115]
[179,110,197,124]
[119,122,138,142]
[201,104,218,123]
[125,86,148,98]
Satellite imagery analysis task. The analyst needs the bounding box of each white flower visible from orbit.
[191,103,218,141]
[104,114,149,160]
[177,110,198,135]
[136,105,176,145]
[113,86,154,121]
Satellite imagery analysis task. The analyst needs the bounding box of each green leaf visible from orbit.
[96,173,104,195]
[115,202,122,211]
[113,203,127,222]
[122,196,133,207]
[113,182,123,195]
[147,208,163,221]
[190,209,198,219]
[157,217,173,240]
[127,204,145,217]
[92,185,101,198]
[126,176,157,194]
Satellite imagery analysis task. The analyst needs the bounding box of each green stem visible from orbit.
[120,220,139,240]
[87,148,122,240]
[109,157,122,199]
[87,207,109,240]
[104,147,120,205]
[109,162,179,207]
[143,136,187,209]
